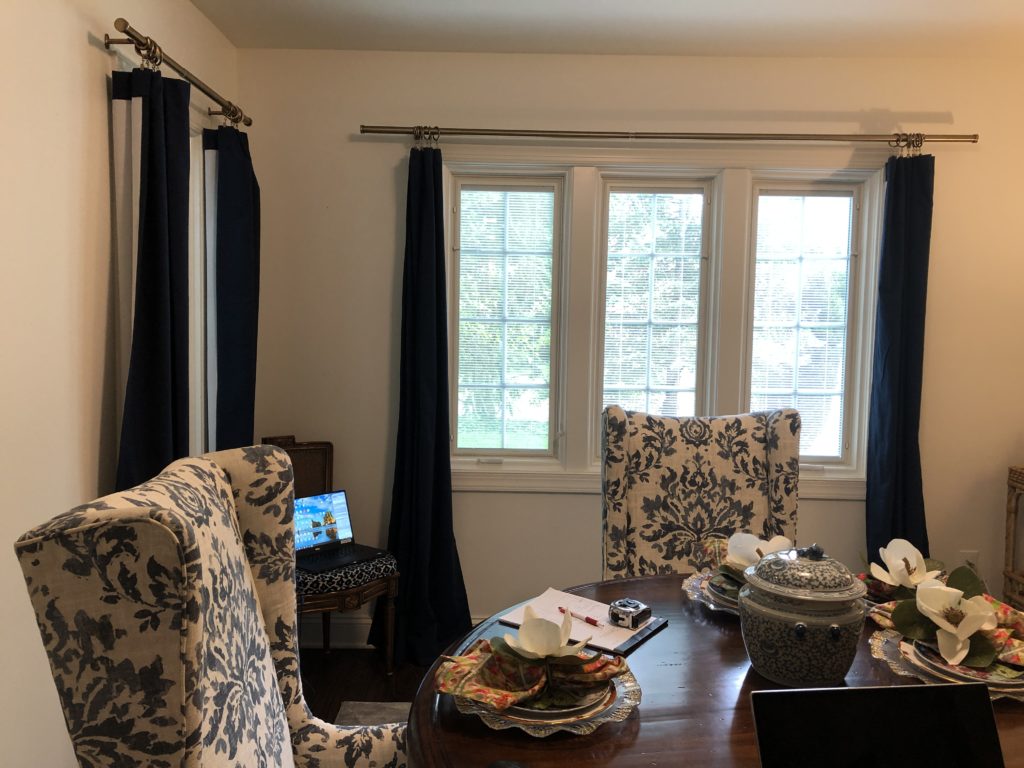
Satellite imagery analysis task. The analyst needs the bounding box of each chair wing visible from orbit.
[15,445,407,768]
[601,406,801,580]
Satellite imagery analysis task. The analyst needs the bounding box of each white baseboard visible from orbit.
[298,611,492,649]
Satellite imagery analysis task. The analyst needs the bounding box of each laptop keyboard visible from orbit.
[302,543,355,565]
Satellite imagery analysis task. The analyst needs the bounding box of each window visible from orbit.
[602,185,708,417]
[448,155,881,493]
[750,189,857,459]
[452,180,561,453]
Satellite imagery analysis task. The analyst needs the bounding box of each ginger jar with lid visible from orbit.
[738,544,866,687]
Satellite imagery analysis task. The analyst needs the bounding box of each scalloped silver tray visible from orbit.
[683,572,739,616]
[869,628,1024,702]
[453,669,641,737]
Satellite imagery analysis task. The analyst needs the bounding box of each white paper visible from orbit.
[499,587,649,653]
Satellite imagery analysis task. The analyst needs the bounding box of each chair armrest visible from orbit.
[292,716,407,768]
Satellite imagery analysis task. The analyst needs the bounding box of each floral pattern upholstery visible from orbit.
[15,445,406,768]
[602,406,801,579]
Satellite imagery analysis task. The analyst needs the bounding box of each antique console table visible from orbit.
[409,574,1024,767]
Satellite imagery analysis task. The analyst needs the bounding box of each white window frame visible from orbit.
[442,145,886,500]
[448,171,568,467]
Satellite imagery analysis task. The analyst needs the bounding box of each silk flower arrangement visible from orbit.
[871,539,999,667]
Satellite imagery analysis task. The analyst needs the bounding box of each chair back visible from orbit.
[262,434,332,497]
[15,445,407,767]
[601,407,801,579]
[14,450,295,767]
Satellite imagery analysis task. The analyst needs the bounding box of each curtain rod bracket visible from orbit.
[104,18,253,126]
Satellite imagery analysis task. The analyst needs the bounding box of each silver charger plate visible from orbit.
[683,571,739,616]
[453,669,642,737]
[869,628,1024,702]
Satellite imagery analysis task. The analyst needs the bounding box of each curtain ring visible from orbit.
[430,126,441,145]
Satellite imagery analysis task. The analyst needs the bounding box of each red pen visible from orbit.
[559,606,604,627]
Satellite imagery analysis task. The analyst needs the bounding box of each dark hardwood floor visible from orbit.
[299,647,430,721]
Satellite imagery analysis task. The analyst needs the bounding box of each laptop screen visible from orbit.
[294,490,354,553]
[751,682,1003,768]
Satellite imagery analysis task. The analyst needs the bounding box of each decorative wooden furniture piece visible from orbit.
[1005,465,1024,610]
[262,434,398,674]
[409,575,1024,767]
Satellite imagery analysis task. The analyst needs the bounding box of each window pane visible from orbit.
[751,192,852,458]
[457,187,554,450]
[603,190,704,417]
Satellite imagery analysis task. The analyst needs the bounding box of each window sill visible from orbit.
[451,466,865,500]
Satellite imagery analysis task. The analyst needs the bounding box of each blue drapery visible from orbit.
[369,146,472,665]
[866,155,935,561]
[113,69,191,491]
[203,126,261,449]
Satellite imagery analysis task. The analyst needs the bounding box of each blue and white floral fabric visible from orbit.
[602,407,801,579]
[15,445,406,768]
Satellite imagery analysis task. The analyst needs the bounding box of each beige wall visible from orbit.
[5,4,1024,758]
[0,1,236,763]
[239,49,1024,626]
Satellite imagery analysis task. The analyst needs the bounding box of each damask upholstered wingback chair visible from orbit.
[602,406,801,579]
[14,445,406,768]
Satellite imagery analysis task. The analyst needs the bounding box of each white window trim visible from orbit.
[443,143,889,502]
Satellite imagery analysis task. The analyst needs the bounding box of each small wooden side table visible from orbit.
[1004,466,1024,609]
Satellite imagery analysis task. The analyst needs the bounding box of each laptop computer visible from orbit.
[293,489,389,573]
[750,682,1004,768]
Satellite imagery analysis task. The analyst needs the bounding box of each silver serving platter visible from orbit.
[453,669,641,737]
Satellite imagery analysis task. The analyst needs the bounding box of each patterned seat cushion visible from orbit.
[296,552,399,596]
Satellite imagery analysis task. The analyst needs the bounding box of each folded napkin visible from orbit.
[868,594,1024,666]
[434,637,629,711]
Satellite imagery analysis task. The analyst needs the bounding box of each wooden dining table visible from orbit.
[408,574,1024,767]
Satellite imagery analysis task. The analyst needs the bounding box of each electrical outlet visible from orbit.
[960,550,980,572]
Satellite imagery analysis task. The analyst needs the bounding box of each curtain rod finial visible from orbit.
[114,18,129,32]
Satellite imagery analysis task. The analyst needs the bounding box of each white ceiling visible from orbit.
[190,0,1024,58]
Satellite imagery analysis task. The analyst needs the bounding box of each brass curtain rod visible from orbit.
[360,125,978,146]
[104,17,252,126]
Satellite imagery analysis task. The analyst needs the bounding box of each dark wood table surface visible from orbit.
[409,574,1024,767]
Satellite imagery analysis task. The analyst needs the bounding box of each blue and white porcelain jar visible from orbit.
[739,544,866,687]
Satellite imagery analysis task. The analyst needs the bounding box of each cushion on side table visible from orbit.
[296,553,399,596]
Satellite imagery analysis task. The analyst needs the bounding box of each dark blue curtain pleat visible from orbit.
[369,147,472,665]
[866,155,935,561]
[114,69,191,491]
[203,127,261,449]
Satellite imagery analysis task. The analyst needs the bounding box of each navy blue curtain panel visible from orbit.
[203,127,261,449]
[866,155,935,561]
[113,69,191,491]
[370,147,472,665]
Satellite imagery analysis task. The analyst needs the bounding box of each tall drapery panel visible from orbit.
[866,154,935,561]
[370,147,472,665]
[203,127,261,449]
[112,69,191,491]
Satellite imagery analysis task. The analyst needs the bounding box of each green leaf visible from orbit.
[924,558,945,574]
[891,599,938,641]
[890,586,917,602]
[961,633,998,668]
[717,563,747,584]
[946,565,988,599]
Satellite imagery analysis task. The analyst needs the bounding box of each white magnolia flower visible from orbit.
[869,538,941,589]
[505,606,590,659]
[725,532,793,569]
[916,578,997,665]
